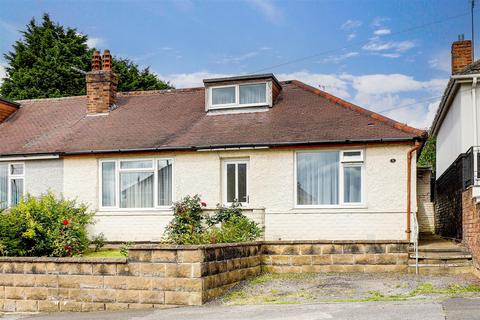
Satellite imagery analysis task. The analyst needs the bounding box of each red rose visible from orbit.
[201,201,207,207]
[62,219,69,226]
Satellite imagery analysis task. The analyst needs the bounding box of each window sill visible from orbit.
[96,207,174,215]
[293,205,368,210]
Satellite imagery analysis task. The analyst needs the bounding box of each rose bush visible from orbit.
[163,195,262,245]
[0,192,94,257]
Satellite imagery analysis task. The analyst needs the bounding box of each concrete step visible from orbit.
[408,265,472,275]
[411,247,466,253]
[408,258,472,265]
[408,252,472,260]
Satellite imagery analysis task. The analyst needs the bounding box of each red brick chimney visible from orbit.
[86,49,118,114]
[451,36,473,74]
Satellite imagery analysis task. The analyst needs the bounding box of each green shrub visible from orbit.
[0,192,95,257]
[163,195,262,245]
[92,233,106,252]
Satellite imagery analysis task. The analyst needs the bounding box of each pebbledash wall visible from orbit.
[0,241,409,312]
[60,144,416,242]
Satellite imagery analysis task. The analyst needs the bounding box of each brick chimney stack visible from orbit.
[451,35,473,74]
[86,49,118,114]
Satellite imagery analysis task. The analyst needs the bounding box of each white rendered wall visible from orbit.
[62,144,416,242]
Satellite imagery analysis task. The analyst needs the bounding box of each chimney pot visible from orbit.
[102,49,112,71]
[91,50,101,71]
[451,39,473,74]
[86,49,118,114]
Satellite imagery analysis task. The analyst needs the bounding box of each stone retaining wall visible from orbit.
[0,240,408,312]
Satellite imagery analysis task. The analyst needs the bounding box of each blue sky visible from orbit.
[0,0,477,128]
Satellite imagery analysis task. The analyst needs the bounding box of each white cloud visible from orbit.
[217,51,259,64]
[0,18,19,36]
[429,50,451,73]
[341,19,362,30]
[277,71,351,99]
[362,39,415,53]
[380,53,401,58]
[86,37,104,48]
[320,52,359,64]
[158,71,232,88]
[347,33,356,41]
[0,64,6,86]
[373,28,391,36]
[371,16,390,27]
[246,0,284,24]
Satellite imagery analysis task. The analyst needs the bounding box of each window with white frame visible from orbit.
[210,83,268,109]
[100,159,173,209]
[296,150,364,206]
[0,162,25,209]
[223,160,248,204]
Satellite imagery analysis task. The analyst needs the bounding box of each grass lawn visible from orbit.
[81,249,124,258]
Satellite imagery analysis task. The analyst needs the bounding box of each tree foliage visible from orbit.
[418,135,436,169]
[0,14,172,100]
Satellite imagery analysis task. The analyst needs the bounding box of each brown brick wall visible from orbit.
[86,71,118,114]
[462,188,480,269]
[0,241,410,312]
[451,40,473,74]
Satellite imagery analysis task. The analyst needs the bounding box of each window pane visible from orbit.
[10,164,24,175]
[239,83,266,104]
[120,172,154,208]
[120,160,153,169]
[10,179,23,206]
[344,166,362,203]
[226,164,236,203]
[212,87,235,105]
[0,164,7,209]
[102,162,116,207]
[238,163,247,203]
[158,160,172,206]
[297,152,339,205]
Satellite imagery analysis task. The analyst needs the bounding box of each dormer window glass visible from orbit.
[209,82,269,110]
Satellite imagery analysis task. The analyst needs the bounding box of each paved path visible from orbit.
[3,298,480,320]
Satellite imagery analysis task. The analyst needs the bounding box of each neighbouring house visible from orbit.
[0,50,426,242]
[431,37,480,268]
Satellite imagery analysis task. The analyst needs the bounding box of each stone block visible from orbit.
[365,244,386,254]
[177,250,204,263]
[175,278,202,292]
[92,264,117,276]
[2,299,16,312]
[386,244,408,254]
[38,300,60,312]
[270,255,290,266]
[47,288,69,301]
[139,290,165,304]
[90,289,116,303]
[117,263,141,276]
[298,244,314,255]
[128,303,154,309]
[24,262,47,274]
[115,289,140,303]
[24,287,48,300]
[151,277,176,291]
[15,300,38,312]
[5,287,25,300]
[34,274,58,288]
[363,265,407,273]
[343,244,364,254]
[105,302,129,311]
[0,274,14,286]
[291,255,312,266]
[331,254,354,265]
[281,245,300,255]
[321,245,343,254]
[165,291,202,306]
[58,275,103,289]
[59,301,83,312]
[141,263,166,277]
[152,250,177,263]
[82,302,106,312]
[68,288,95,302]
[354,254,377,265]
[312,255,332,265]
[374,254,399,265]
[128,250,152,262]
[13,274,36,287]
[262,245,283,255]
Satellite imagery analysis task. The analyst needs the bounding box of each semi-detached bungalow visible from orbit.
[0,50,426,242]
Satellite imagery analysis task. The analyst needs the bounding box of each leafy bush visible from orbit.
[0,192,95,257]
[92,233,106,252]
[120,241,133,257]
[163,195,262,245]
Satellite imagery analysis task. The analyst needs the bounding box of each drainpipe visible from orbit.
[406,141,421,242]
[473,77,478,148]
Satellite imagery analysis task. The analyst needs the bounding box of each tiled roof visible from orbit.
[0,80,425,156]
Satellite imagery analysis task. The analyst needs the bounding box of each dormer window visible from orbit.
[210,82,268,109]
[204,74,282,113]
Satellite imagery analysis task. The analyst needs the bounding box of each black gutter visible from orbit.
[0,137,424,158]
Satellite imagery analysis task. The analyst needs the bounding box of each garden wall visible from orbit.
[0,241,409,312]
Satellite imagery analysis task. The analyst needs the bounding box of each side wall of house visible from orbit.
[25,159,64,197]
[63,143,416,242]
